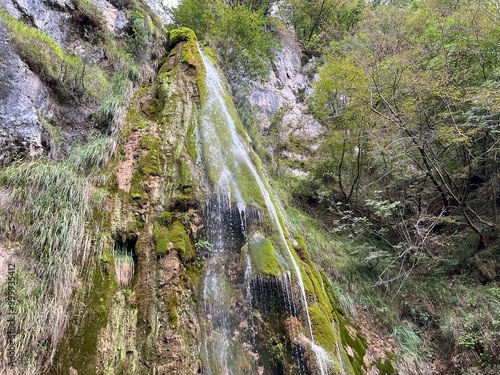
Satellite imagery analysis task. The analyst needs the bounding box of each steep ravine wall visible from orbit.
[0,5,368,371]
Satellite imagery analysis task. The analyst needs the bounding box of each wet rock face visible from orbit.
[0,21,49,165]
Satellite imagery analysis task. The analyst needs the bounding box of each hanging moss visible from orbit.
[308,303,336,352]
[50,258,117,374]
[247,234,283,277]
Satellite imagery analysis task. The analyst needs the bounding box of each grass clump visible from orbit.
[0,159,107,373]
[115,254,134,288]
[73,0,109,40]
[69,134,118,173]
[0,9,110,102]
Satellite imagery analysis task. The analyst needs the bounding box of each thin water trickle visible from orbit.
[197,45,332,374]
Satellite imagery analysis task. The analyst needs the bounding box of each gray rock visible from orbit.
[0,21,49,165]
[248,27,323,163]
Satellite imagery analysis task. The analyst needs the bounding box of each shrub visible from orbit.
[128,11,150,60]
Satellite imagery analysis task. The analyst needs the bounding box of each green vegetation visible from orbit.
[128,10,150,60]
[154,220,195,262]
[53,260,117,375]
[308,303,337,351]
[166,292,179,327]
[74,0,109,39]
[0,9,110,102]
[130,133,161,199]
[247,234,283,277]
[171,0,278,87]
[0,158,109,373]
[69,134,117,173]
[270,2,500,372]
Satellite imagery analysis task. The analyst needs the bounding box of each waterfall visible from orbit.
[197,46,334,374]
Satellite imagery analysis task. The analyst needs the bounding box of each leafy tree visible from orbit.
[171,0,278,86]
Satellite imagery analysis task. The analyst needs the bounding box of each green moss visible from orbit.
[309,303,336,351]
[293,233,313,264]
[203,46,217,63]
[166,292,179,327]
[139,133,160,151]
[159,211,173,226]
[333,310,368,375]
[186,116,198,161]
[168,27,197,49]
[154,220,195,262]
[128,107,147,131]
[51,261,117,374]
[185,262,202,287]
[168,28,206,102]
[247,234,283,277]
[375,354,397,375]
[129,134,161,199]
[153,223,170,255]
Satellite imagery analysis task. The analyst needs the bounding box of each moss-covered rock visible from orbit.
[166,27,206,102]
[168,27,197,49]
[49,258,117,374]
[309,303,336,352]
[154,220,195,262]
[247,233,283,277]
[153,223,170,255]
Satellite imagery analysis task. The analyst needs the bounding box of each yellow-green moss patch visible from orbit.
[154,220,195,262]
[247,234,283,277]
[168,27,197,49]
[309,303,336,352]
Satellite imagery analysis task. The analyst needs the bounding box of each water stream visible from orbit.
[197,46,330,374]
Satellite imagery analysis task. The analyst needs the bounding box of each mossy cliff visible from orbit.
[46,28,205,374]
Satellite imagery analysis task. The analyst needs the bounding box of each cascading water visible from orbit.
[196,46,339,374]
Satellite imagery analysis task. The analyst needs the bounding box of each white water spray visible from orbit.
[198,46,331,374]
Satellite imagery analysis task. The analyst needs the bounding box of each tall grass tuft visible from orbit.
[0,160,106,373]
[69,134,118,173]
[115,252,135,288]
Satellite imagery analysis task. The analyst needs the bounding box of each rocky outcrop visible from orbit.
[0,0,156,166]
[248,26,323,176]
[0,21,51,164]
